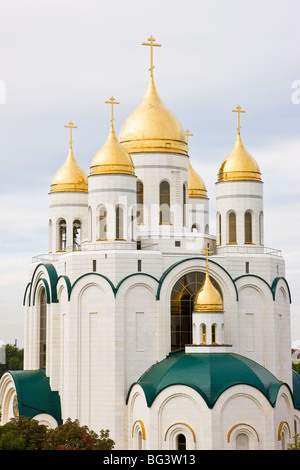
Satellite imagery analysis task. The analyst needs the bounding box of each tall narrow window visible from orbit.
[136,181,144,224]
[177,434,186,450]
[201,324,207,344]
[59,219,67,251]
[116,206,124,240]
[244,211,252,244]
[73,219,81,250]
[212,324,217,344]
[259,211,264,245]
[159,181,170,225]
[39,288,47,368]
[183,184,187,226]
[218,214,222,245]
[99,206,107,240]
[228,212,237,244]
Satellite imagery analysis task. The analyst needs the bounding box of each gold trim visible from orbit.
[132,420,146,440]
[227,423,259,442]
[277,421,291,441]
[164,423,196,442]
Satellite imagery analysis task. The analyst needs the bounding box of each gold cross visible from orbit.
[201,245,213,272]
[105,96,120,125]
[142,35,161,78]
[185,129,194,152]
[232,105,246,134]
[64,121,78,148]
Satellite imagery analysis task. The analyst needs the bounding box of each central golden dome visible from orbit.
[119,76,188,155]
[218,133,261,182]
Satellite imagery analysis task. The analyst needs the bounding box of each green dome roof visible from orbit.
[9,369,62,424]
[128,350,286,409]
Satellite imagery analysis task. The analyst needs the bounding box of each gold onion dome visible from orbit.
[218,106,261,182]
[119,76,188,155]
[218,132,261,182]
[189,160,207,198]
[51,147,88,193]
[193,272,223,312]
[90,124,135,176]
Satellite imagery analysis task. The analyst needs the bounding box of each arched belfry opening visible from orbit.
[170,271,222,351]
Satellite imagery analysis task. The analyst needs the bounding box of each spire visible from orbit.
[105,96,120,128]
[64,120,78,149]
[232,105,246,135]
[185,129,193,153]
[193,246,223,312]
[142,35,161,79]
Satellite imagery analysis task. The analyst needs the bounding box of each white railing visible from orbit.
[216,245,282,256]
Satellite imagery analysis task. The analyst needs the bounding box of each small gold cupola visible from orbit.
[185,130,207,198]
[119,36,188,156]
[90,96,135,176]
[193,247,223,312]
[217,106,261,183]
[51,121,88,193]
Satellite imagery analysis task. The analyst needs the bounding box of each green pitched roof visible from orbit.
[128,350,286,409]
[9,369,62,425]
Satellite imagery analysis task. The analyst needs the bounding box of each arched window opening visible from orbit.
[99,206,107,240]
[211,324,217,344]
[201,324,207,344]
[244,211,253,244]
[159,181,170,225]
[177,434,186,451]
[191,223,200,233]
[59,219,67,251]
[259,211,264,245]
[39,288,47,368]
[116,206,124,240]
[228,212,237,244]
[183,184,187,226]
[218,213,222,245]
[49,219,52,252]
[236,433,249,450]
[137,181,144,224]
[171,272,222,351]
[73,219,81,250]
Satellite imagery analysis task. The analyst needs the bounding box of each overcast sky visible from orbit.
[0,0,299,348]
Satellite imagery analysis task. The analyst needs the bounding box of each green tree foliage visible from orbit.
[0,344,23,379]
[0,416,114,450]
[287,434,300,450]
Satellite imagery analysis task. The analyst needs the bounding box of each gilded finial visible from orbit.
[185,129,193,152]
[105,96,120,127]
[64,121,78,149]
[232,105,246,135]
[142,35,161,78]
[201,245,213,274]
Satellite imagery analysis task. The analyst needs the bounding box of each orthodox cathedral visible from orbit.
[1,36,300,450]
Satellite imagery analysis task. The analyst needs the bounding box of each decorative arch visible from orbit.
[156,257,238,301]
[277,420,291,441]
